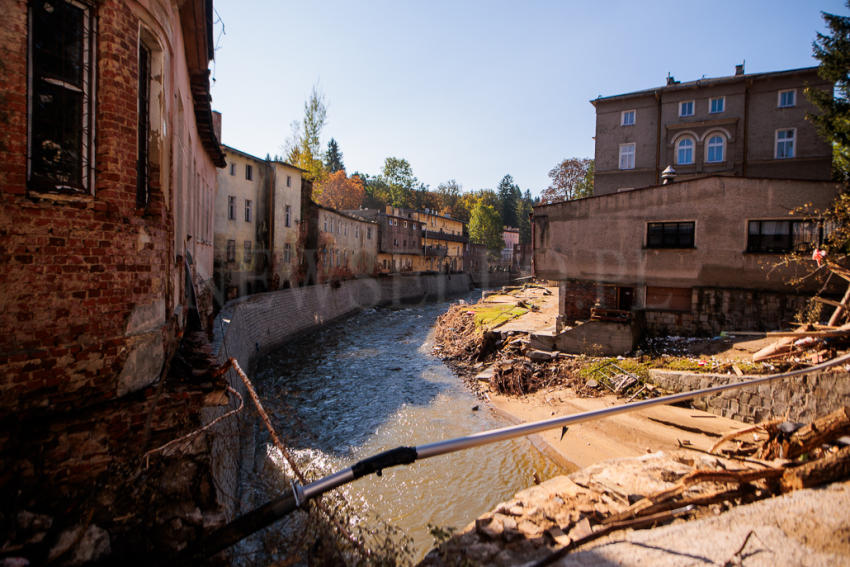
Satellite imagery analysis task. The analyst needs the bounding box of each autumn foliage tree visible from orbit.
[540,158,594,203]
[315,171,365,211]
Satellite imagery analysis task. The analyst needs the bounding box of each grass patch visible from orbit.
[578,358,652,382]
[472,304,528,329]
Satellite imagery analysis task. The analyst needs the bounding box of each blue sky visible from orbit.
[210,0,847,197]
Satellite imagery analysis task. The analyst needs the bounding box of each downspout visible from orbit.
[655,90,662,184]
[530,211,535,278]
[742,80,750,177]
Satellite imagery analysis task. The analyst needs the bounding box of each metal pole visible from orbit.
[186,352,850,560]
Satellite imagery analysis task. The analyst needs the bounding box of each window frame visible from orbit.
[679,100,695,117]
[27,0,97,195]
[229,163,236,176]
[245,199,252,222]
[676,137,695,165]
[646,221,696,249]
[777,89,796,108]
[245,164,253,181]
[621,109,636,126]
[227,196,236,220]
[284,204,291,227]
[747,219,818,253]
[708,96,725,114]
[226,239,236,262]
[284,242,291,264]
[775,128,796,159]
[705,134,726,163]
[286,175,292,187]
[243,240,252,264]
[618,143,635,170]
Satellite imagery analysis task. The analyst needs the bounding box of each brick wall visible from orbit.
[559,279,618,322]
[649,368,850,424]
[644,287,811,336]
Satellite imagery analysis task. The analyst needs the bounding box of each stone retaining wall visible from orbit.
[205,273,473,520]
[648,367,850,423]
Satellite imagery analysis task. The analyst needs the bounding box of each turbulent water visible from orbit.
[253,293,564,561]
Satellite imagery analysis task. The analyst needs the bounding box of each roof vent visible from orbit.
[666,73,678,86]
[662,165,677,185]
[735,62,745,76]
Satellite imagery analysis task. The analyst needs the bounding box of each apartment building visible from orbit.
[592,65,833,195]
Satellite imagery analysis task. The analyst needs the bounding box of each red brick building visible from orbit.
[0,0,228,560]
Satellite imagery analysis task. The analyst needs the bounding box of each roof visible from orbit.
[314,202,378,224]
[590,66,822,106]
[222,145,305,172]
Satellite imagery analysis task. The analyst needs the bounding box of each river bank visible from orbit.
[426,284,850,566]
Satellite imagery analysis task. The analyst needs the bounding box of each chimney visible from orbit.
[666,73,676,86]
[735,63,745,76]
[212,110,222,142]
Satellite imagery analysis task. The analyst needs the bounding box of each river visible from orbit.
[253,293,565,562]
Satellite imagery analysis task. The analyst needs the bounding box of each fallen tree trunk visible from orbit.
[781,446,850,491]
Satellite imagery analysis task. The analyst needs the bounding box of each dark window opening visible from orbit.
[747,220,818,253]
[136,42,151,208]
[245,164,253,181]
[647,222,695,249]
[29,0,95,193]
[226,239,236,262]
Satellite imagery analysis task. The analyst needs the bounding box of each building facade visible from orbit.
[0,0,227,557]
[311,205,379,282]
[350,208,426,273]
[214,145,305,299]
[533,177,841,335]
[592,66,833,195]
[393,207,466,272]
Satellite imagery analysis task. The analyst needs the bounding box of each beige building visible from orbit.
[214,146,305,299]
[314,205,379,281]
[533,177,841,335]
[269,160,305,289]
[592,65,833,195]
[349,208,427,273]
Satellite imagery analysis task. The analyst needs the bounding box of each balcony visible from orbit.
[423,229,467,243]
[424,245,448,257]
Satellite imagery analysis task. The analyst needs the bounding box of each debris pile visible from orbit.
[420,406,850,566]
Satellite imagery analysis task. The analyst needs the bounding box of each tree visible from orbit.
[808,3,850,182]
[469,201,504,250]
[497,174,521,228]
[437,179,463,219]
[381,157,419,207]
[540,158,594,203]
[324,138,345,173]
[284,85,328,182]
[315,171,365,211]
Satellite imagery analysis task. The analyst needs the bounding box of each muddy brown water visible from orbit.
[253,294,565,562]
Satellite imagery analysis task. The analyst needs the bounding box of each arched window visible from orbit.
[676,138,694,165]
[706,135,725,163]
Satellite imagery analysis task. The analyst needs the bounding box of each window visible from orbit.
[355,226,360,238]
[747,220,817,253]
[323,219,328,232]
[226,239,236,262]
[284,243,291,264]
[706,135,725,163]
[676,138,695,165]
[647,221,695,248]
[403,221,408,228]
[337,220,341,234]
[778,89,796,108]
[29,0,95,193]
[244,241,252,263]
[285,205,291,227]
[775,129,796,159]
[245,164,253,181]
[136,42,151,208]
[229,163,236,176]
[286,175,292,187]
[621,109,636,126]
[245,199,252,222]
[228,196,236,220]
[367,227,372,239]
[679,100,694,117]
[709,97,724,114]
[619,143,635,169]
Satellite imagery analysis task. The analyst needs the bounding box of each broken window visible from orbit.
[226,239,236,262]
[244,240,252,264]
[646,221,695,249]
[285,204,291,227]
[747,220,817,253]
[29,0,95,193]
[284,243,291,264]
[228,196,236,220]
[245,199,252,222]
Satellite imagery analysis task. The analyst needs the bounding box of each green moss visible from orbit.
[471,304,528,329]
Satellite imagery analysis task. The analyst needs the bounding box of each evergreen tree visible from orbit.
[497,174,520,228]
[516,195,533,245]
[324,138,345,173]
[809,3,850,182]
